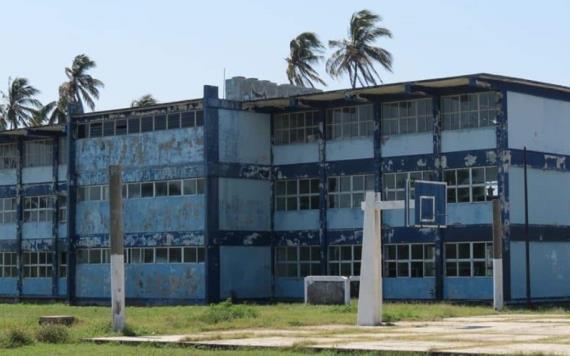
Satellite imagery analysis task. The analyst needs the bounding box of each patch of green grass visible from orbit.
[1,327,34,348]
[0,300,566,354]
[35,324,70,344]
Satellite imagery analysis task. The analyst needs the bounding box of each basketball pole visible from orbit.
[109,165,125,332]
[492,198,504,310]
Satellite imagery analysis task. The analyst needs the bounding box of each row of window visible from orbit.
[0,252,67,278]
[77,110,204,139]
[78,178,206,201]
[77,246,205,264]
[0,196,67,224]
[0,139,67,169]
[275,167,498,210]
[275,242,493,278]
[272,92,497,144]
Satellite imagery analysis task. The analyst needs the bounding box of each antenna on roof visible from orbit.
[223,68,226,99]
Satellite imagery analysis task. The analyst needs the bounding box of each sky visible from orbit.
[2,0,570,111]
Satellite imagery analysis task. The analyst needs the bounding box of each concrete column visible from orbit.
[109,165,125,331]
[357,192,382,326]
[492,199,504,310]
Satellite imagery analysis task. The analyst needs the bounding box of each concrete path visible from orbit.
[90,314,570,355]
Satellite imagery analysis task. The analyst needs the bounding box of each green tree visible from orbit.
[60,54,104,113]
[29,101,58,127]
[286,32,326,88]
[131,94,158,107]
[327,10,393,88]
[0,77,42,129]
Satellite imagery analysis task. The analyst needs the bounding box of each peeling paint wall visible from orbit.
[274,210,319,231]
[508,91,570,155]
[273,143,319,165]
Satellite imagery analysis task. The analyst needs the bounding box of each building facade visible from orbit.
[1,74,570,304]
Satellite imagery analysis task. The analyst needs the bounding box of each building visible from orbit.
[0,73,569,304]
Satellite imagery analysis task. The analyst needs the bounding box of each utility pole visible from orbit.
[109,165,125,332]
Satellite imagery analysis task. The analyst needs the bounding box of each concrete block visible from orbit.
[304,276,350,305]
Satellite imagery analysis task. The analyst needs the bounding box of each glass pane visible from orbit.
[458,262,471,276]
[473,261,486,276]
[472,186,486,202]
[143,249,154,263]
[457,169,470,185]
[167,113,180,129]
[155,248,168,263]
[397,262,409,277]
[446,262,457,276]
[341,246,352,260]
[386,245,396,260]
[299,247,310,261]
[141,116,153,132]
[472,167,485,184]
[445,244,457,259]
[128,183,141,198]
[169,248,182,263]
[353,176,364,191]
[154,115,166,130]
[340,177,351,192]
[128,118,140,133]
[386,262,397,277]
[181,112,195,128]
[115,120,127,135]
[155,182,167,196]
[424,261,435,277]
[411,245,423,260]
[457,187,470,202]
[458,243,470,259]
[411,262,423,277]
[183,179,197,195]
[141,183,154,197]
[286,181,297,195]
[168,181,182,196]
[397,245,409,260]
[473,243,485,259]
[299,180,310,194]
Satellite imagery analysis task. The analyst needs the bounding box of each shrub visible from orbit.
[199,299,258,324]
[35,324,70,344]
[1,327,34,348]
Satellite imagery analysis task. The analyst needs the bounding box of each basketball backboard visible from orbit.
[413,180,447,228]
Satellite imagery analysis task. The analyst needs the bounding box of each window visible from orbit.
[124,246,205,264]
[326,105,374,139]
[77,248,110,264]
[442,92,497,130]
[275,246,321,278]
[59,252,68,278]
[445,242,493,277]
[328,245,361,276]
[23,251,53,278]
[24,140,53,167]
[384,244,435,278]
[382,171,434,201]
[273,111,319,145]
[23,196,54,222]
[445,167,497,203]
[78,179,205,201]
[0,143,17,169]
[381,99,433,135]
[76,110,204,139]
[275,178,319,211]
[0,198,16,224]
[0,252,17,277]
[58,196,67,223]
[328,175,374,208]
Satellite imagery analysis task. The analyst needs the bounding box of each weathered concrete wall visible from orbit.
[76,196,205,235]
[508,91,570,155]
[511,241,570,299]
[220,246,271,299]
[509,167,570,225]
[0,170,16,185]
[22,279,52,296]
[382,132,432,157]
[275,278,304,299]
[441,127,496,153]
[0,224,16,239]
[0,278,17,296]
[22,167,52,184]
[76,263,205,300]
[218,109,270,164]
[327,138,373,161]
[76,127,204,173]
[327,209,363,230]
[219,178,270,231]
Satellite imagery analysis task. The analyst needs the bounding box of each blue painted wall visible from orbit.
[274,210,319,231]
[273,143,319,165]
[22,278,52,296]
[384,278,435,300]
[0,278,17,296]
[444,277,492,300]
[0,170,16,186]
[326,138,373,161]
[275,278,304,299]
[218,178,270,231]
[76,263,205,300]
[220,246,271,299]
[218,109,270,164]
[441,127,496,153]
[327,208,363,230]
[382,133,432,157]
[511,241,570,299]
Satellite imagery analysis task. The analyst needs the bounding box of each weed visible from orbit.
[199,299,258,324]
[1,327,34,348]
[35,324,70,344]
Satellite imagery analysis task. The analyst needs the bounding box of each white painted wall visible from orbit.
[508,91,570,154]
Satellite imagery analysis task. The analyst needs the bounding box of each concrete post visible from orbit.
[109,165,125,332]
[492,199,504,311]
[357,191,382,326]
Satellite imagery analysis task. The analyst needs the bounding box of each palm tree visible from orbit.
[131,94,158,107]
[0,77,42,129]
[286,32,326,88]
[326,10,393,89]
[29,101,58,127]
[61,54,104,113]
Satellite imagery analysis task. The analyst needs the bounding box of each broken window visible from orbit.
[326,104,374,139]
[442,92,497,130]
[445,166,497,203]
[273,110,320,145]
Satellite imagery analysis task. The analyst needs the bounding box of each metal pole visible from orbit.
[109,165,125,332]
[523,147,531,307]
[492,199,504,310]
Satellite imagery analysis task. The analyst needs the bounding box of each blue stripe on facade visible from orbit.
[213,231,272,246]
[210,162,271,180]
[77,163,205,185]
[76,231,204,248]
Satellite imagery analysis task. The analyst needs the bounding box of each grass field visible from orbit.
[0,300,565,355]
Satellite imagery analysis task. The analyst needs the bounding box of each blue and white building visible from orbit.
[0,73,569,304]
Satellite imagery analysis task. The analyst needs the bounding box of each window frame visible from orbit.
[381,99,433,136]
[275,246,321,278]
[441,92,497,131]
[445,242,493,277]
[383,243,435,278]
[273,111,320,145]
[328,175,374,209]
[326,104,374,140]
[328,245,362,276]
[275,178,320,211]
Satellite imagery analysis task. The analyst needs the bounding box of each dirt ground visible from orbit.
[91,313,570,355]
